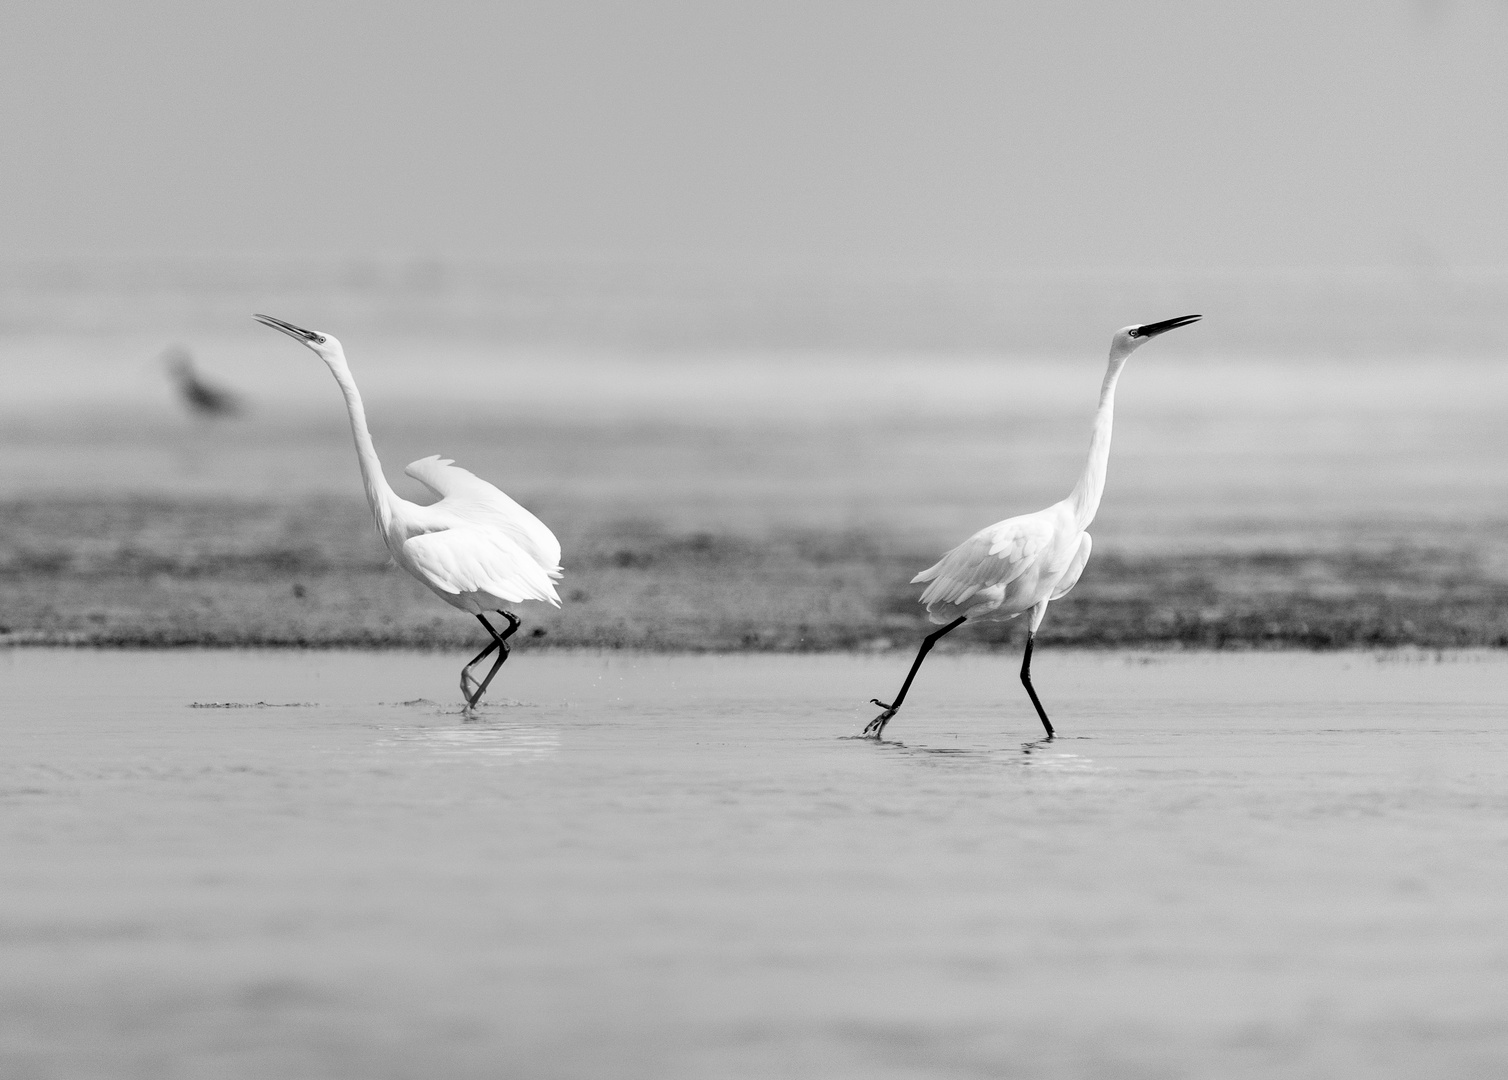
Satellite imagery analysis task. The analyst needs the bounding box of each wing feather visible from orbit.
[404,455,562,577]
[1049,533,1092,600]
[912,514,1056,608]
[402,528,561,607]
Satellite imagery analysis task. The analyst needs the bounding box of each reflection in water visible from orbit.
[1017,749,1099,773]
[375,724,561,762]
[857,733,1103,774]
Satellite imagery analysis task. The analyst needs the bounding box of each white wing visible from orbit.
[404,455,562,577]
[912,513,1057,609]
[402,528,561,607]
[1049,532,1092,600]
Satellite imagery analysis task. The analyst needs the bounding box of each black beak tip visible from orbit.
[1132,314,1202,339]
[254,313,315,340]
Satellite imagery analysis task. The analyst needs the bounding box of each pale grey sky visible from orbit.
[2,0,1505,271]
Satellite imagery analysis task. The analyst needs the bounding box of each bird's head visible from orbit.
[1110,314,1201,359]
[254,314,344,364]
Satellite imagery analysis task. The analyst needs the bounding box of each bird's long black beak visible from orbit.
[254,313,319,342]
[1130,314,1201,339]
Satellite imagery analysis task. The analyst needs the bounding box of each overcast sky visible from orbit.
[2,0,1506,271]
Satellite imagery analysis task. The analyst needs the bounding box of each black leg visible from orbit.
[470,612,520,703]
[462,637,499,673]
[460,618,503,705]
[461,612,521,708]
[863,616,967,738]
[1019,631,1055,738]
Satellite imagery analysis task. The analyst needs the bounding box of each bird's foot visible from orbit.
[460,671,482,710]
[864,700,899,738]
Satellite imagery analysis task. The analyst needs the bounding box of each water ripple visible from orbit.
[374,724,561,763]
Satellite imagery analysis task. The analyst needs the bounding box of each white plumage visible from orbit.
[398,456,562,611]
[255,315,561,708]
[404,455,562,577]
[865,315,1201,740]
[914,512,1059,614]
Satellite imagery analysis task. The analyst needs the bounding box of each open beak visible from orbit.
[254,313,319,342]
[1131,314,1201,339]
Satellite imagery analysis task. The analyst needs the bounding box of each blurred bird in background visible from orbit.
[163,345,245,418]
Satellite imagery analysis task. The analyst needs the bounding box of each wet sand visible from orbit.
[9,497,1508,650]
[3,649,1507,1078]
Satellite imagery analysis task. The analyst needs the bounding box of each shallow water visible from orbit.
[3,649,1508,1079]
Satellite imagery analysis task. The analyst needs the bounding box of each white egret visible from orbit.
[255,315,562,708]
[865,314,1201,740]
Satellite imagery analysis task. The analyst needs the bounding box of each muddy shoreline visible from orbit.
[5,498,1508,651]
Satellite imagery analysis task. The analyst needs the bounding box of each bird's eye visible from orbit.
[314,334,327,344]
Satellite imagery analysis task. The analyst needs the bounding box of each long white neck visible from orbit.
[1067,353,1129,531]
[326,353,397,532]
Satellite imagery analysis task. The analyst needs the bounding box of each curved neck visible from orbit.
[1067,354,1128,530]
[326,356,397,530]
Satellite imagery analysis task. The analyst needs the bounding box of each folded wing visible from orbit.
[1049,533,1092,601]
[913,513,1056,610]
